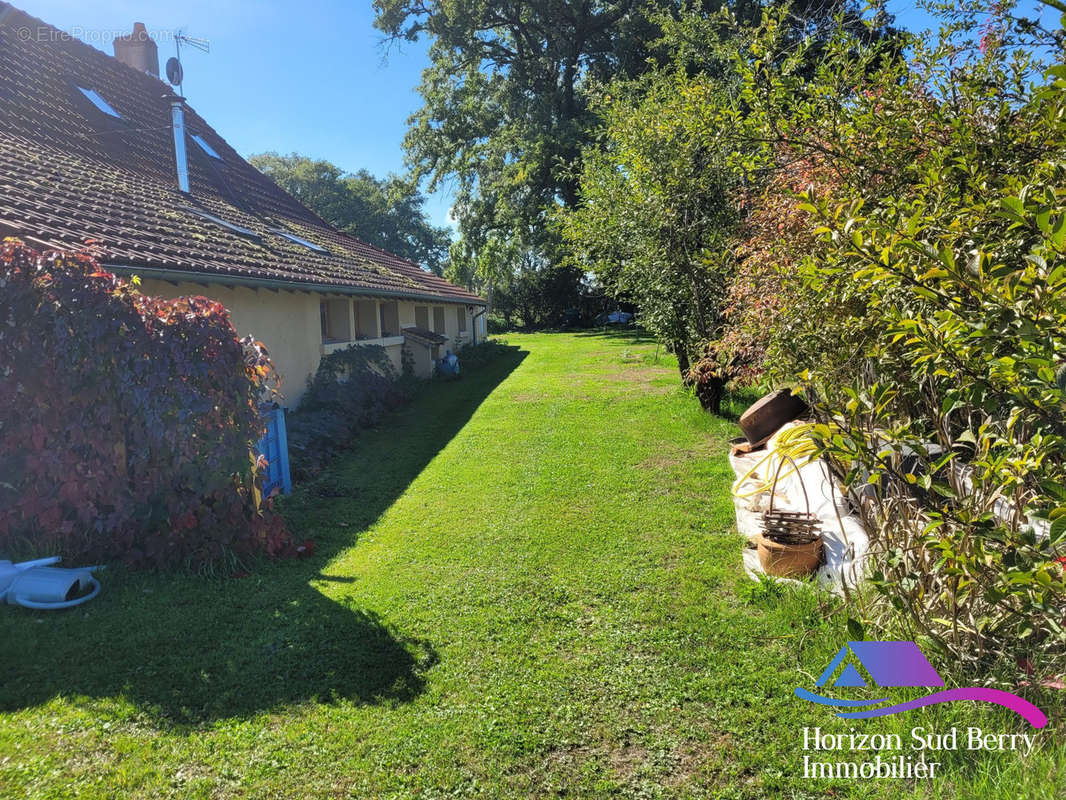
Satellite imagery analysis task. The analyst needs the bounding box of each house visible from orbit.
[0,5,486,402]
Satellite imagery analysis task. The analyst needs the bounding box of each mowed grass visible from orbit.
[1,331,1063,799]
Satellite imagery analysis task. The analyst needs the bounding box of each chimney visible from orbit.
[113,23,159,77]
[168,96,190,193]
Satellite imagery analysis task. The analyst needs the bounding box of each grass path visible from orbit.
[1,331,1062,798]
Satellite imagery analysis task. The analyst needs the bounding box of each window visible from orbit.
[320,298,351,343]
[457,306,467,332]
[77,86,122,118]
[414,305,429,330]
[181,206,259,239]
[191,133,222,160]
[433,306,445,334]
[270,228,329,254]
[355,299,378,338]
[379,301,399,337]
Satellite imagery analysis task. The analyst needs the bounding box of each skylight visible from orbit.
[77,86,122,118]
[271,228,329,254]
[181,206,259,239]
[191,133,222,160]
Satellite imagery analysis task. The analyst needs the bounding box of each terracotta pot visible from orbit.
[756,533,823,578]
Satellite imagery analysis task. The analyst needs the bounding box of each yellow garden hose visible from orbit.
[731,422,819,499]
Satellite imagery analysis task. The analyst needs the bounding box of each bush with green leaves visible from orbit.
[565,0,1066,674]
[286,344,413,480]
[752,3,1066,672]
[561,73,744,381]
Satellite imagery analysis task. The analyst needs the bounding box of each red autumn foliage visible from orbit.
[0,239,291,569]
[686,151,844,411]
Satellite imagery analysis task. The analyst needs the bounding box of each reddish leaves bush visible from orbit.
[0,240,290,569]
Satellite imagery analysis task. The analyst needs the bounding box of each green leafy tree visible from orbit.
[561,72,747,381]
[719,0,1066,667]
[249,153,452,275]
[374,0,670,255]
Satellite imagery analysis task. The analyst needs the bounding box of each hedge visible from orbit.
[0,240,290,569]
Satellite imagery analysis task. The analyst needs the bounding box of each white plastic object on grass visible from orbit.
[729,422,870,593]
[0,558,101,609]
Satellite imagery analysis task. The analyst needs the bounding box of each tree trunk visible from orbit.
[674,343,691,383]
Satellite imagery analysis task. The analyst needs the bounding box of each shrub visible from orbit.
[286,345,412,480]
[758,8,1066,671]
[0,240,289,569]
[455,339,510,370]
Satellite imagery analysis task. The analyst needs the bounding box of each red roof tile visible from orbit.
[0,3,484,305]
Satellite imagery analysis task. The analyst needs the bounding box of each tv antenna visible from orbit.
[166,29,210,96]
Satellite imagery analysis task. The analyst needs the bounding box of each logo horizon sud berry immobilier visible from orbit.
[794,640,1047,728]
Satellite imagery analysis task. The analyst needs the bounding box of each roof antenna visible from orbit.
[165,29,210,97]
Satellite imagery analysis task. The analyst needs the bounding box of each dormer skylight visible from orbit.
[77,86,122,118]
[191,133,222,160]
[270,228,329,254]
[182,206,259,239]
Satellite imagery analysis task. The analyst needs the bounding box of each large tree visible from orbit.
[249,153,452,275]
[374,0,674,260]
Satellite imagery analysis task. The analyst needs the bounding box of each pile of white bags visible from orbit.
[730,421,868,591]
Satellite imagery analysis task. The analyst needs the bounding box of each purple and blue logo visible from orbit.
[795,641,1047,728]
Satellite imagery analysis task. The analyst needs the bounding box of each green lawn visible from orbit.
[1,331,1062,798]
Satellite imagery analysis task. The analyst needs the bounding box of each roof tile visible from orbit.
[0,3,484,304]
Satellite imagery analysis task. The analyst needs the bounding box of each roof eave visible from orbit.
[103,263,488,306]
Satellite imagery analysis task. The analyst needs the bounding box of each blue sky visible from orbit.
[10,1,1011,233]
[14,0,455,227]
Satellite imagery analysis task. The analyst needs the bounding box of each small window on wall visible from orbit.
[320,298,351,343]
[415,305,429,330]
[379,301,400,337]
[433,306,446,334]
[355,299,378,338]
[457,306,467,332]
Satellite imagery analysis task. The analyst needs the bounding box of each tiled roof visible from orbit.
[0,3,484,305]
[401,326,449,346]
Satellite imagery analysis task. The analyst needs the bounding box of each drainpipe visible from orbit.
[471,306,487,346]
[168,95,190,194]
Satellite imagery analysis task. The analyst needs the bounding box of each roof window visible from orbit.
[191,133,222,160]
[77,86,122,118]
[181,206,259,239]
[271,228,329,254]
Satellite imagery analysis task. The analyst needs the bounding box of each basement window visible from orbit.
[77,86,122,118]
[182,206,259,239]
[191,133,222,160]
[270,228,329,254]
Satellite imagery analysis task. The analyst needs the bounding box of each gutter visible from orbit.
[103,263,487,307]
[471,306,487,346]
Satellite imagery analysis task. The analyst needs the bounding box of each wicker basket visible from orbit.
[756,455,823,577]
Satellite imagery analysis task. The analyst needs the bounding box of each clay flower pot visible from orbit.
[756,532,823,578]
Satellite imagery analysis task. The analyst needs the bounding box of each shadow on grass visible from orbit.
[0,344,528,726]
[718,385,762,423]
[571,325,658,345]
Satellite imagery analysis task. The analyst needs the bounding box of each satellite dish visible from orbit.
[165,57,183,87]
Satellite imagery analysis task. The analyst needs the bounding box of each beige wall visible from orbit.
[140,279,322,406]
[140,280,480,401]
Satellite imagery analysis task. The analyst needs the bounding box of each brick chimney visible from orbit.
[112,23,159,78]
